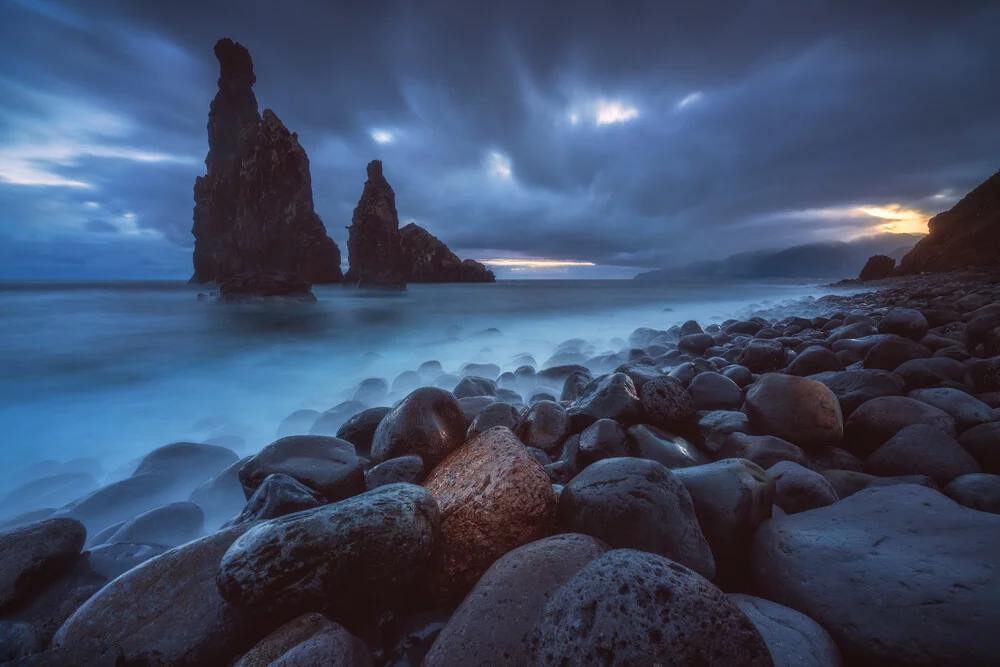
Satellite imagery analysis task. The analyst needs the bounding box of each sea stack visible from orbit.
[345,160,407,288]
[191,38,343,293]
[400,222,496,283]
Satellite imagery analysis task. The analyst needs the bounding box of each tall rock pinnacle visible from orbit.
[191,38,342,289]
[345,160,407,287]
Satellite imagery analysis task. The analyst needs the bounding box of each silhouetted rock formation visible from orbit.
[899,169,1000,273]
[345,161,407,288]
[858,255,895,281]
[400,223,495,283]
[191,38,342,288]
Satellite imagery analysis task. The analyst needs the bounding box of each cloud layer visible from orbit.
[1,0,998,278]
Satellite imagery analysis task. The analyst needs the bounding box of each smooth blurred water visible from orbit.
[0,279,837,477]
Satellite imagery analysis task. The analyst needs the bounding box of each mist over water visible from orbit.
[0,279,837,485]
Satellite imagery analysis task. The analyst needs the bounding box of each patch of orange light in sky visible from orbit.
[854,205,929,235]
[480,259,596,268]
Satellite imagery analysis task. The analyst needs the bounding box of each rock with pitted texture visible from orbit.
[370,387,467,468]
[745,374,843,450]
[191,39,342,287]
[858,254,895,281]
[217,484,439,616]
[751,484,1000,666]
[422,427,556,598]
[423,534,607,667]
[527,549,773,667]
[345,160,406,287]
[898,168,1000,273]
[399,223,495,283]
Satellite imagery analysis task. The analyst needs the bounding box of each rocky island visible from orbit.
[190,39,343,297]
[191,41,494,296]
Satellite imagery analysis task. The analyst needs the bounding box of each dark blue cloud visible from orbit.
[1,0,998,279]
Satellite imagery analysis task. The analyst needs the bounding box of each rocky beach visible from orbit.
[0,264,998,666]
[1,12,999,667]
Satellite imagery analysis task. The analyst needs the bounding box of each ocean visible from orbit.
[0,279,841,481]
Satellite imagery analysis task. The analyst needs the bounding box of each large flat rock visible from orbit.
[751,484,1000,666]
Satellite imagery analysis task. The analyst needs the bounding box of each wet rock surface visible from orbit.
[422,427,556,598]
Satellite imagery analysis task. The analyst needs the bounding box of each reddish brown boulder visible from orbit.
[422,427,557,597]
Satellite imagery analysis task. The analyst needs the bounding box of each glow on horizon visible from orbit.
[854,204,928,235]
[480,258,597,268]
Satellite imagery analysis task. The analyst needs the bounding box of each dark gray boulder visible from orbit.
[556,457,714,579]
[627,424,709,469]
[943,473,1000,513]
[364,456,425,490]
[216,484,439,616]
[672,459,774,588]
[866,424,981,485]
[639,376,695,425]
[335,407,391,458]
[230,474,325,526]
[842,396,956,459]
[423,534,607,667]
[0,518,86,613]
[239,436,363,502]
[566,373,641,432]
[101,501,204,548]
[370,387,466,467]
[751,484,1000,666]
[730,594,842,667]
[767,461,838,515]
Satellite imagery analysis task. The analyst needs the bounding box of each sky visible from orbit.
[1,0,998,280]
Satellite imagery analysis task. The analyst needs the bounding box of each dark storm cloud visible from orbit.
[1,0,999,278]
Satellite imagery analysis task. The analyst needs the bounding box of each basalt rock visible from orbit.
[345,160,407,288]
[191,39,342,288]
[399,223,495,283]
